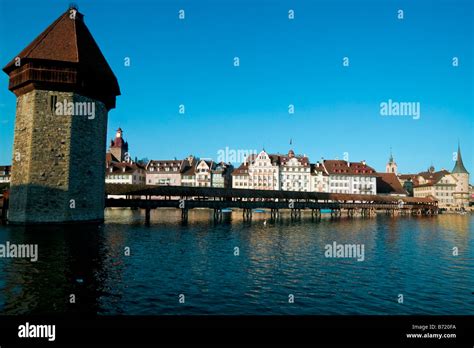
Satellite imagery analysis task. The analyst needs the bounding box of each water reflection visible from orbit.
[0,210,472,315]
[0,223,107,314]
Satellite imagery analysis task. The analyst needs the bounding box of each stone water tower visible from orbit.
[3,6,120,223]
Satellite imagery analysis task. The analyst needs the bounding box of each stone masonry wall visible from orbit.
[8,89,108,223]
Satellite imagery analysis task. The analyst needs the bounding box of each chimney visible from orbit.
[362,160,366,166]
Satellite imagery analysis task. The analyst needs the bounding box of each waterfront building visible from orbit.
[409,144,470,209]
[146,160,182,186]
[195,159,214,187]
[231,163,250,189]
[181,155,198,187]
[0,166,11,183]
[324,160,377,194]
[451,144,470,209]
[105,162,146,185]
[412,167,457,208]
[247,150,280,190]
[279,150,311,191]
[3,7,120,223]
[397,174,415,196]
[211,162,233,188]
[376,173,407,196]
[108,128,129,162]
[310,161,329,192]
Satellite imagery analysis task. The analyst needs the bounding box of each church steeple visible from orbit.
[109,127,129,162]
[452,142,469,174]
[386,148,397,175]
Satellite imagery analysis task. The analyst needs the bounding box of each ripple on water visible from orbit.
[0,212,472,315]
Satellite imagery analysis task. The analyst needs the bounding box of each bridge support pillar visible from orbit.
[361,208,369,217]
[213,208,222,222]
[290,208,301,220]
[243,208,252,221]
[145,208,151,225]
[270,209,280,220]
[181,208,188,223]
[312,209,321,221]
[331,209,341,219]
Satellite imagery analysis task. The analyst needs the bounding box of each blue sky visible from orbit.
[0,0,472,178]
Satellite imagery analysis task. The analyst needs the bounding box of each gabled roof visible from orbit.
[232,163,249,176]
[417,169,451,184]
[376,173,408,195]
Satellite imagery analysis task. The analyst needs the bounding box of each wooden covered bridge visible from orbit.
[105,184,439,223]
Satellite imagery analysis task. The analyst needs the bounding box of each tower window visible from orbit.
[50,95,58,113]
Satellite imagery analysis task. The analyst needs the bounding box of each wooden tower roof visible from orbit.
[3,7,120,109]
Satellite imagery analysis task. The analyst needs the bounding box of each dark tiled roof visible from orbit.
[232,163,249,176]
[324,160,376,175]
[415,170,451,186]
[280,155,310,166]
[212,162,233,174]
[3,8,120,109]
[376,173,408,195]
[398,174,416,180]
[182,166,196,176]
[146,160,183,172]
[106,162,144,175]
[310,163,328,176]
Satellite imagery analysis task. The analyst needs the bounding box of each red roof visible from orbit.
[232,163,249,176]
[324,160,376,175]
[106,162,144,175]
[413,170,452,187]
[376,173,408,195]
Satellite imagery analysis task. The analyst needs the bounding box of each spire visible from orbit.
[389,147,394,163]
[452,142,469,174]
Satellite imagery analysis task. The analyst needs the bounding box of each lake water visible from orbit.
[0,210,472,315]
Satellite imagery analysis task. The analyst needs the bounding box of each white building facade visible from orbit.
[279,150,311,192]
[247,151,280,190]
[324,160,377,195]
[146,160,182,186]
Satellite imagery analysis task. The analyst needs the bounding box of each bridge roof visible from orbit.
[105,184,437,205]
